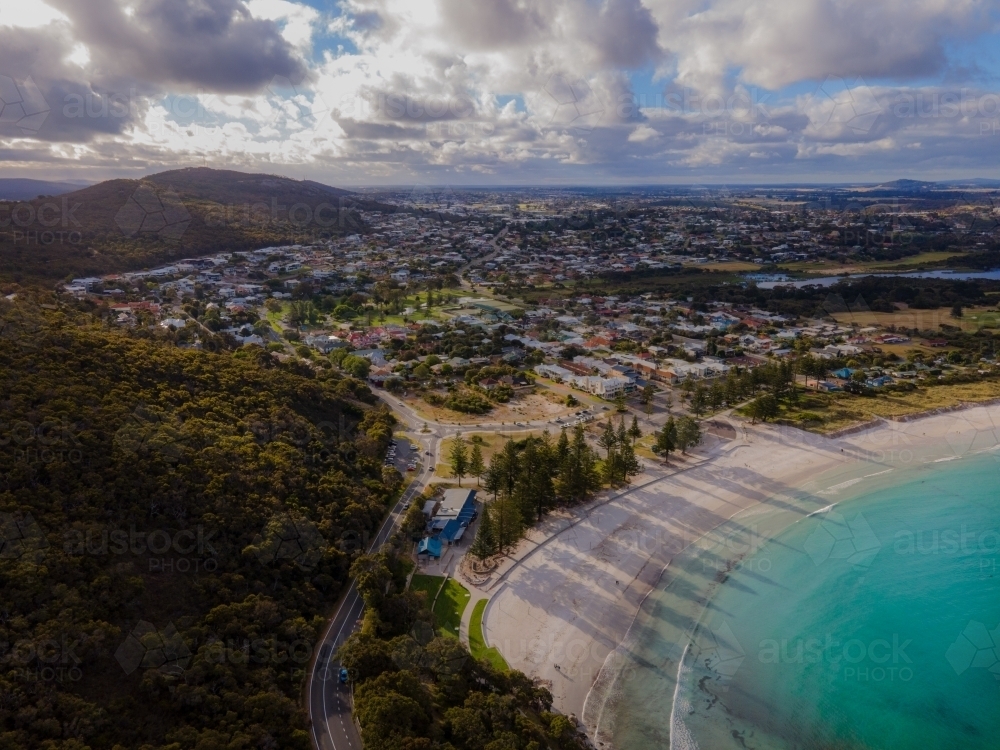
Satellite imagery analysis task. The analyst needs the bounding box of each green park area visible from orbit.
[469,599,508,671]
[410,574,471,639]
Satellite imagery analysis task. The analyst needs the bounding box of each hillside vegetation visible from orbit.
[0,168,375,284]
[0,296,399,749]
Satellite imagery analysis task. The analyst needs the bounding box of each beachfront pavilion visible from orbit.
[427,488,478,545]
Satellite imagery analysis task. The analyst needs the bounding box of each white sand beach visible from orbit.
[481,404,1000,739]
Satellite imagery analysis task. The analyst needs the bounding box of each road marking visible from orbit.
[310,432,431,750]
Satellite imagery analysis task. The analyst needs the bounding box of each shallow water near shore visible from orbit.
[599,450,1000,750]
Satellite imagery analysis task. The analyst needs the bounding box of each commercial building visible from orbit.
[426,488,478,545]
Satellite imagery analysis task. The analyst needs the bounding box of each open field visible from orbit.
[830,304,1000,334]
[408,573,443,603]
[401,389,576,426]
[264,301,290,332]
[470,599,508,671]
[779,251,968,275]
[762,379,1000,432]
[690,260,760,272]
[435,429,546,478]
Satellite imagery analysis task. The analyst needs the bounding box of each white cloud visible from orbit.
[246,0,319,53]
[0,0,68,28]
[628,124,659,142]
[646,0,991,93]
[65,43,90,67]
[1,0,999,182]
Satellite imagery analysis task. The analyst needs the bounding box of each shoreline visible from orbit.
[482,402,1000,747]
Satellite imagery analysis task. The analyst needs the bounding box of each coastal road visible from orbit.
[307,387,621,750]
[308,426,437,750]
[307,387,551,750]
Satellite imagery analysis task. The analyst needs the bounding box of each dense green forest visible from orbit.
[0,296,400,749]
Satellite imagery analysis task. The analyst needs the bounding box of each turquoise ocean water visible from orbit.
[604,452,1000,750]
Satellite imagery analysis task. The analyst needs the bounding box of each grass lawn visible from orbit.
[469,599,508,671]
[433,578,471,638]
[695,260,761,272]
[410,574,471,639]
[409,573,442,601]
[264,302,290,333]
[436,430,544,478]
[634,433,660,461]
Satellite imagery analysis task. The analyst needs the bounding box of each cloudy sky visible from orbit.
[1,0,999,185]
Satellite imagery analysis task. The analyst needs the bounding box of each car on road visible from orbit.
[339,667,349,684]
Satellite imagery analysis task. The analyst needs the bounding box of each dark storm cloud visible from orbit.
[590,0,661,69]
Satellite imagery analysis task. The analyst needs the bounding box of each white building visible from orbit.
[568,375,634,399]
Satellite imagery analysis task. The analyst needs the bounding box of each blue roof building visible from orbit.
[417,537,442,558]
[428,488,477,545]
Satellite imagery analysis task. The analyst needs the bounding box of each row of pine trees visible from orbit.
[448,419,649,560]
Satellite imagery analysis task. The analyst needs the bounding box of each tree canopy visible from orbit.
[0,299,398,749]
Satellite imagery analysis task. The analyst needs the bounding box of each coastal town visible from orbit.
[9,182,1000,750]
[6,1,1000,747]
[59,188,1000,437]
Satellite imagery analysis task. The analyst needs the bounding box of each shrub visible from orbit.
[445,391,492,414]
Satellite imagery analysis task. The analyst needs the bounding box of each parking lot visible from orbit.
[383,437,420,475]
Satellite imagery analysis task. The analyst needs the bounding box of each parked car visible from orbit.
[339,667,349,684]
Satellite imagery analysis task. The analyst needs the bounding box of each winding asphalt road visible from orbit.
[306,389,586,750]
[307,434,434,750]
[307,341,648,750]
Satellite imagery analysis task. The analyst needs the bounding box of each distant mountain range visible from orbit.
[0,168,388,285]
[0,178,92,201]
[874,178,1000,190]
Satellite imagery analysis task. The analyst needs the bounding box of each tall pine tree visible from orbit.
[470,503,495,560]
[468,441,485,486]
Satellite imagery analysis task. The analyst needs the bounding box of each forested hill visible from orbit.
[0,295,399,749]
[0,167,379,285]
